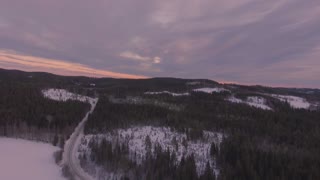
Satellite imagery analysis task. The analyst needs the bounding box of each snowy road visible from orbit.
[62,98,98,180]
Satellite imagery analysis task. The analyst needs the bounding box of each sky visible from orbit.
[0,0,320,88]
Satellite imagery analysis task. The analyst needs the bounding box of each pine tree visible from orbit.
[210,142,218,157]
[145,135,152,154]
[52,134,59,146]
[201,162,215,180]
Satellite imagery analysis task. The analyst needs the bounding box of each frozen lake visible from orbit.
[0,137,65,180]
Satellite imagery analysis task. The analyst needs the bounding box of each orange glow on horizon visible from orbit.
[0,50,148,79]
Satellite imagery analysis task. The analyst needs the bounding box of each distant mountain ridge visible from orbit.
[0,68,318,91]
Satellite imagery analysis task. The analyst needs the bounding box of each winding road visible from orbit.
[62,98,98,180]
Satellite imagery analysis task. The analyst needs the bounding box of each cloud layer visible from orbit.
[0,50,146,78]
[0,0,319,87]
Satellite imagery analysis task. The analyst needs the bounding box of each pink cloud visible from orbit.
[0,50,147,79]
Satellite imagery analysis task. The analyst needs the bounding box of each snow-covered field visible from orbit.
[193,87,230,94]
[227,96,272,110]
[79,126,223,178]
[145,91,190,96]
[145,87,230,97]
[271,94,310,109]
[42,88,97,106]
[186,81,201,85]
[0,138,65,180]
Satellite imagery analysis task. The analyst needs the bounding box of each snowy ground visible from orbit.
[79,126,224,178]
[186,81,201,85]
[271,94,310,109]
[227,96,272,110]
[0,137,65,180]
[193,87,230,94]
[145,87,230,97]
[145,91,190,96]
[42,88,96,106]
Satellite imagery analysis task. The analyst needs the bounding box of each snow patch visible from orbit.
[186,81,201,85]
[145,91,190,96]
[227,96,243,104]
[271,94,310,109]
[145,87,230,97]
[227,96,272,110]
[79,127,224,177]
[0,137,65,180]
[42,88,97,106]
[193,87,230,94]
[246,96,272,110]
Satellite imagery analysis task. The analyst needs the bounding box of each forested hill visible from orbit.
[0,68,218,91]
[1,68,319,96]
[0,69,93,145]
[1,68,320,180]
[83,88,320,179]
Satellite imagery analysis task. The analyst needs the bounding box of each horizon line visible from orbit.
[1,67,319,90]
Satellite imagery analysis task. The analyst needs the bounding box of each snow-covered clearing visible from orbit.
[227,96,243,104]
[80,126,223,177]
[42,88,96,105]
[186,81,201,85]
[144,87,230,97]
[271,94,310,109]
[0,137,65,180]
[145,91,190,96]
[227,96,272,110]
[193,87,230,94]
